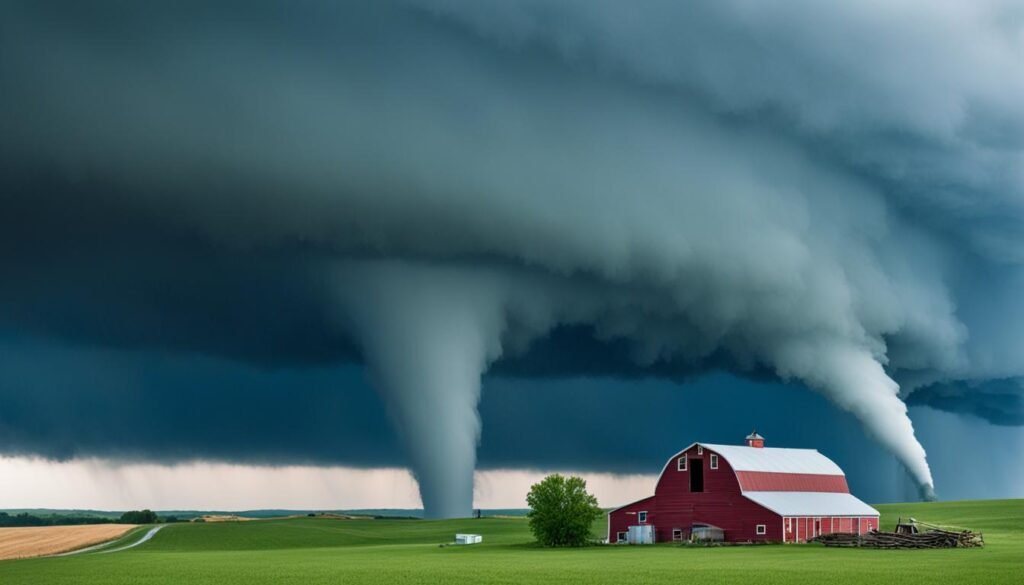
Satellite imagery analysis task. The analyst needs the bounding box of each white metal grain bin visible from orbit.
[627,525,655,545]
[455,534,482,545]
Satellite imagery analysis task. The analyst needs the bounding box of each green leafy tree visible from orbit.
[526,474,602,547]
[119,509,158,524]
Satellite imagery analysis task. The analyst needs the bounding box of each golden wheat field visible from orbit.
[0,524,136,560]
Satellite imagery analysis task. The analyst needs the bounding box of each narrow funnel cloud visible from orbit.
[774,342,935,498]
[337,262,508,518]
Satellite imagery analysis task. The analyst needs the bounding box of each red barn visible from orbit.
[608,432,879,543]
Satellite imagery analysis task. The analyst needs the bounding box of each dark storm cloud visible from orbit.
[0,342,756,469]
[0,170,355,365]
[0,344,394,464]
[907,380,1024,427]
[2,0,1023,513]
[0,342,913,502]
[4,340,1002,504]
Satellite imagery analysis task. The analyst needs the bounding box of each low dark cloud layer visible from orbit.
[2,0,1022,514]
[1,341,1011,504]
[908,380,1024,427]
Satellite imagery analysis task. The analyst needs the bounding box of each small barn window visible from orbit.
[756,524,766,535]
[672,529,683,541]
[710,454,718,469]
[638,511,648,523]
[697,446,703,455]
[617,531,627,543]
[677,456,687,471]
[785,518,791,532]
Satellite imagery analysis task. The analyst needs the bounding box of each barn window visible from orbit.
[785,518,791,532]
[697,446,703,455]
[672,529,683,541]
[617,531,627,543]
[710,454,718,469]
[638,511,648,523]
[678,456,687,471]
[756,524,766,535]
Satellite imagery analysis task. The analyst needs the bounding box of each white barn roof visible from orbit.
[742,491,878,517]
[701,443,844,476]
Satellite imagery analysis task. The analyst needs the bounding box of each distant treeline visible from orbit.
[0,509,181,527]
[0,512,116,527]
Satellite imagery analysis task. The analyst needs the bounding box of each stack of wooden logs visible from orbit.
[814,528,984,549]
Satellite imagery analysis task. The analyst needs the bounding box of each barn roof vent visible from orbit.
[746,430,765,448]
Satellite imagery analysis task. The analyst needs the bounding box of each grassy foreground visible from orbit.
[0,499,1020,584]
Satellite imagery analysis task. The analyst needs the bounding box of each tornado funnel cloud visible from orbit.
[337,262,507,518]
[774,342,935,497]
[366,338,483,518]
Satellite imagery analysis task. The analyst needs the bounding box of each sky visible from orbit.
[1,1,1023,516]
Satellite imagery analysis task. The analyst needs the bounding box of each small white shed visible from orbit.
[455,534,482,545]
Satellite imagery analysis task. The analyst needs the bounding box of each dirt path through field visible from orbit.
[0,524,136,560]
[98,525,164,554]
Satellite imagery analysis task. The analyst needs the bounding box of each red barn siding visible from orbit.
[782,516,877,542]
[607,442,878,544]
[651,445,781,542]
[735,471,849,492]
[607,496,655,543]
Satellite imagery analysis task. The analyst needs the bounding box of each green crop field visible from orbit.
[1,499,1020,584]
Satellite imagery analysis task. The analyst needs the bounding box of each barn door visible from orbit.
[689,459,704,492]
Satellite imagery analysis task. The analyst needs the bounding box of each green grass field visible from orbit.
[1,499,1020,584]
